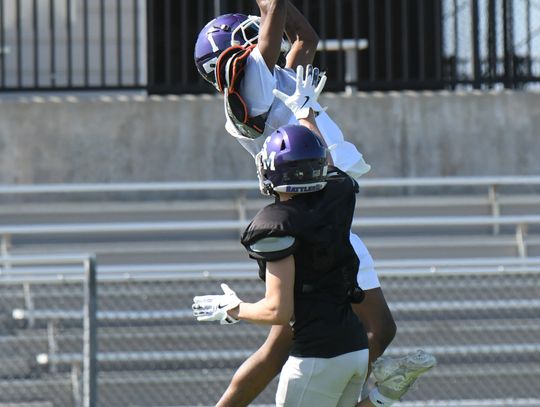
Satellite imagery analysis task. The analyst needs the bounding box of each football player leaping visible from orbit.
[193,1,436,406]
[195,76,375,405]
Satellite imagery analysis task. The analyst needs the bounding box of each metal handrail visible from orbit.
[13,309,193,321]
[14,298,540,324]
[0,215,539,236]
[317,38,368,51]
[4,256,538,272]
[3,213,534,262]
[353,215,540,228]
[35,343,540,367]
[2,257,540,284]
[0,192,537,216]
[0,253,94,265]
[1,175,540,194]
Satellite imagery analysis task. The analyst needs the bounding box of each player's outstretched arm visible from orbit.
[216,324,293,407]
[228,256,295,325]
[256,0,319,70]
[256,0,288,70]
[283,1,319,69]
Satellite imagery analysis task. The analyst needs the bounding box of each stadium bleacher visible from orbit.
[1,177,540,406]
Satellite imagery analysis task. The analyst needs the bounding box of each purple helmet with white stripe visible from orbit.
[194,14,260,88]
[256,125,328,196]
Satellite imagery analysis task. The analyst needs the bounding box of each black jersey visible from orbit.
[241,167,369,358]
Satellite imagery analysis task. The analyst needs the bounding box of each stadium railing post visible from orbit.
[83,255,98,407]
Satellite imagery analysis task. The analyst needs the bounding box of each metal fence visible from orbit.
[0,0,144,91]
[443,0,540,89]
[2,259,540,406]
[0,0,539,93]
[0,254,97,407]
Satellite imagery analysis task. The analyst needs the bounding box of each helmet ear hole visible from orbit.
[280,140,287,151]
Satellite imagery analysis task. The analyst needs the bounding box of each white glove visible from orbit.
[192,283,242,325]
[273,64,327,119]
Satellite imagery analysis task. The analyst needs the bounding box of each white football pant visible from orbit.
[276,349,369,407]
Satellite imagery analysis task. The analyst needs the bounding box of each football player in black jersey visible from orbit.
[195,119,375,406]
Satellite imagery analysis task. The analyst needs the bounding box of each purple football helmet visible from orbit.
[194,14,260,88]
[194,13,290,89]
[256,125,328,196]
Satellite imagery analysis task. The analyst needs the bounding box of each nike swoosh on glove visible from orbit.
[192,283,243,325]
[273,64,327,119]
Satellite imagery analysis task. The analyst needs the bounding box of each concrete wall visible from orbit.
[0,90,539,184]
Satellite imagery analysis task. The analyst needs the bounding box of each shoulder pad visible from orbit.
[241,204,299,259]
[248,236,297,262]
[250,236,296,253]
[215,44,255,93]
[327,167,359,193]
[217,44,267,138]
[224,89,267,137]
